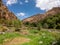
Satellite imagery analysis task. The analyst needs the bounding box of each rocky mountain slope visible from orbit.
[23,7,60,23]
[0,0,17,20]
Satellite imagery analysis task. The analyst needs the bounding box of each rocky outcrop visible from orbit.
[23,7,60,23]
[0,0,17,20]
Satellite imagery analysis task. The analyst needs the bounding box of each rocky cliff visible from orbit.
[0,0,17,20]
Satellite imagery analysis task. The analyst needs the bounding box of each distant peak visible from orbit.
[23,7,60,23]
[47,7,60,12]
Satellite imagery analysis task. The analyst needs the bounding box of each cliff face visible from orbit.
[0,0,17,20]
[23,7,60,23]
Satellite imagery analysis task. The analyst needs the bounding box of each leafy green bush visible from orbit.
[40,13,60,29]
[0,19,22,28]
[42,23,48,29]
[55,39,60,45]
[37,23,42,30]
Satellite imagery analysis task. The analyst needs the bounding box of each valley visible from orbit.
[0,0,60,45]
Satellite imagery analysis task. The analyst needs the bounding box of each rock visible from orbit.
[0,32,5,34]
[0,0,17,20]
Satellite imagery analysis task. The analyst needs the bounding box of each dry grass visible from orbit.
[3,37,30,45]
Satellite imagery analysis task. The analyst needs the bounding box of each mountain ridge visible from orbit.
[23,7,60,23]
[0,0,17,20]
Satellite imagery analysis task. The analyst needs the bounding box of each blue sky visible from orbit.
[2,0,60,20]
[2,0,45,20]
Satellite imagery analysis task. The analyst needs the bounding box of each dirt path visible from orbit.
[3,37,30,45]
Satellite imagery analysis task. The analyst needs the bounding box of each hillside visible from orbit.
[0,0,21,29]
[0,0,17,20]
[23,7,60,23]
[23,7,60,29]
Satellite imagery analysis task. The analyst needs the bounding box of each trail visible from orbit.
[3,37,30,45]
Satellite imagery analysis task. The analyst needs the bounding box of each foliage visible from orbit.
[0,32,21,43]
[40,13,60,29]
[55,39,60,45]
[0,29,60,45]
[24,22,37,27]
[37,23,42,30]
[42,23,48,29]
[22,30,60,45]
[0,19,21,28]
[24,13,60,29]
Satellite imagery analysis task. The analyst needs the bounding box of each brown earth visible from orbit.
[3,37,31,45]
[0,0,17,20]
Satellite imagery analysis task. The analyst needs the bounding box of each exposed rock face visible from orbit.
[0,0,17,20]
[23,7,60,23]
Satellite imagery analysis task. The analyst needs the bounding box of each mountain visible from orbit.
[0,0,21,27]
[0,0,17,20]
[23,7,60,23]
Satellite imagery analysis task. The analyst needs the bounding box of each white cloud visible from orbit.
[6,0,17,6]
[25,0,29,3]
[17,12,25,16]
[35,0,60,11]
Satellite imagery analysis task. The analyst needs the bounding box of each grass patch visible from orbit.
[0,32,21,44]
[22,30,60,45]
[0,29,60,45]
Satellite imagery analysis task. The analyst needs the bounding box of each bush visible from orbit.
[31,23,37,27]
[37,23,42,30]
[56,23,60,29]
[56,39,60,45]
[40,13,60,29]
[15,28,21,32]
[43,23,48,29]
[0,19,21,28]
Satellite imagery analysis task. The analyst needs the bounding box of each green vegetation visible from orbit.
[0,32,21,44]
[24,13,60,29]
[0,19,22,32]
[41,13,60,29]
[0,12,60,45]
[22,30,60,45]
[24,22,37,27]
[21,13,60,45]
[0,29,60,45]
[0,19,21,28]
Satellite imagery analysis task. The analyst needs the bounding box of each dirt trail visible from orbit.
[3,37,30,45]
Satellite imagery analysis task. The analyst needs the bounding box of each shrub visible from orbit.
[56,39,60,45]
[40,13,60,29]
[43,23,48,29]
[15,28,21,32]
[31,23,37,27]
[37,23,42,30]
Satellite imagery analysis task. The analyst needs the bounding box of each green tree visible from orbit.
[37,23,42,30]
[43,23,48,29]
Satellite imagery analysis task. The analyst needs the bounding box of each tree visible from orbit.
[56,23,60,29]
[31,23,37,27]
[43,23,48,29]
[13,20,21,28]
[37,23,42,30]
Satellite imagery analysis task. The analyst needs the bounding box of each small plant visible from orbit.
[37,23,42,31]
[15,28,21,32]
[43,23,48,29]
